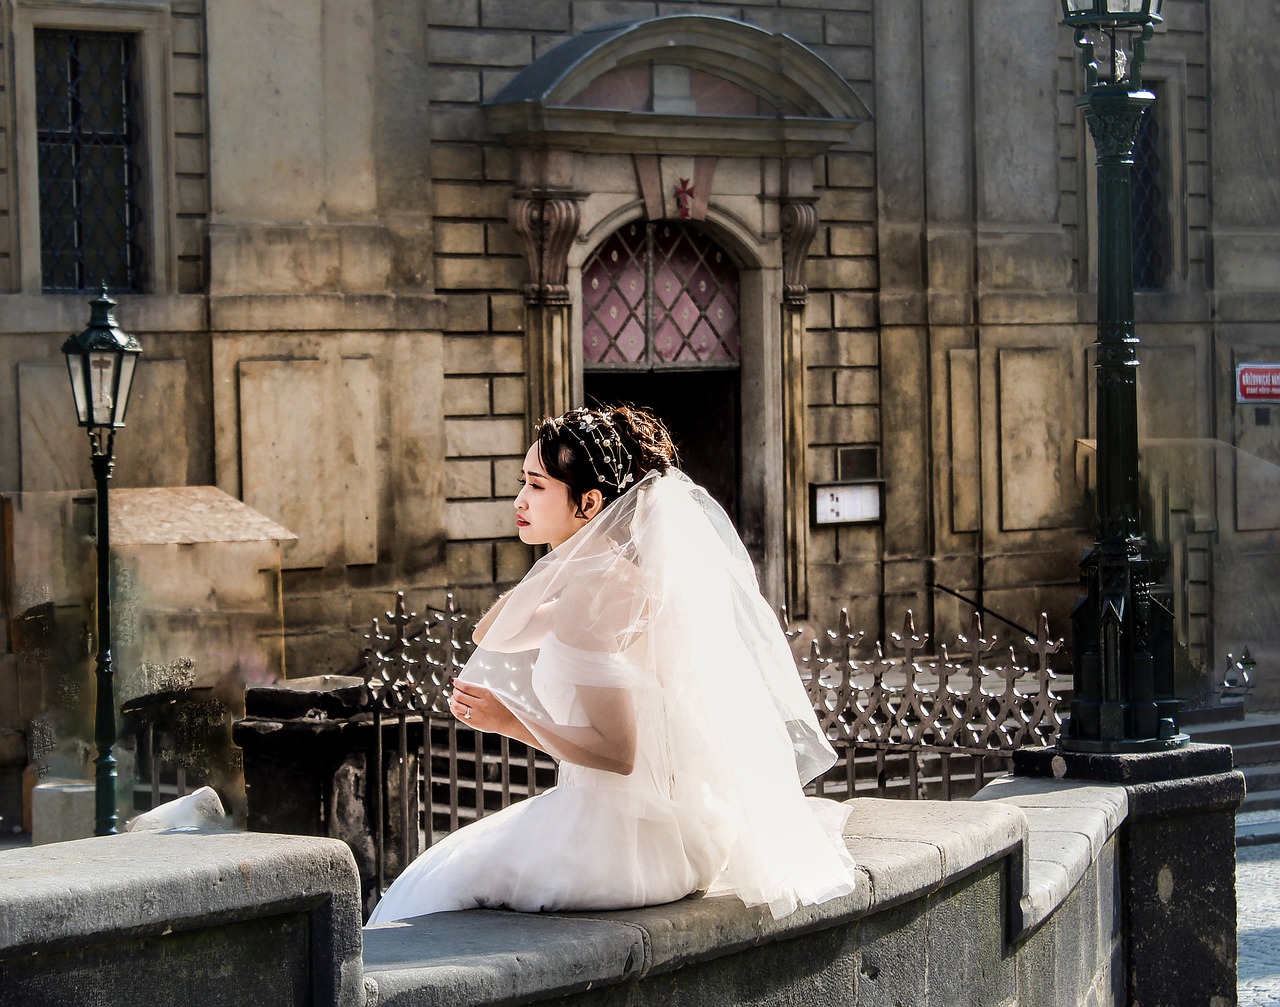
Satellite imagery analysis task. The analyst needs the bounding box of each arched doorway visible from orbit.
[580,219,741,521]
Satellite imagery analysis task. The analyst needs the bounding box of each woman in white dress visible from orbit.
[366,406,856,925]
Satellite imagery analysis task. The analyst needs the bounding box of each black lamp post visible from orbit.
[1059,0,1186,753]
[62,284,143,836]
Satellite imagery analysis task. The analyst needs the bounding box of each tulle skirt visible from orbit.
[365,766,734,924]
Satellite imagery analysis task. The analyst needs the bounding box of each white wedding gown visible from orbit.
[367,471,857,926]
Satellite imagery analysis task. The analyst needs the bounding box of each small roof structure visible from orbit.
[484,14,870,156]
[111,486,296,546]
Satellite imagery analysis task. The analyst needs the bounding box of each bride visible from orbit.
[366,406,857,925]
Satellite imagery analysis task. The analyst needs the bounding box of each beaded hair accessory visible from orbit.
[553,408,635,493]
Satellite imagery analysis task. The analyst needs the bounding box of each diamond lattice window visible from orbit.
[1130,101,1166,292]
[36,29,146,293]
[583,222,740,370]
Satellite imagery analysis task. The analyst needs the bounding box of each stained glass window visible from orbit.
[36,29,146,292]
[583,221,740,369]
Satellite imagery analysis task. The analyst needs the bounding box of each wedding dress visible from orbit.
[366,470,857,925]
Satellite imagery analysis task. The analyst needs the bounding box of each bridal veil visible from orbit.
[460,469,857,919]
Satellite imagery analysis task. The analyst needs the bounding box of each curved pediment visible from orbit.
[483,15,870,156]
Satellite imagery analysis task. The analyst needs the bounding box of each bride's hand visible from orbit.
[449,680,517,734]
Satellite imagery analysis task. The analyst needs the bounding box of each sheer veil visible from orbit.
[458,469,857,918]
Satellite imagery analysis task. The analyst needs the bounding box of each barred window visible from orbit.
[1131,96,1167,292]
[36,29,146,292]
[583,221,740,371]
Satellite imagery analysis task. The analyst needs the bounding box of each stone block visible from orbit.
[433,182,513,220]
[0,830,364,1007]
[446,540,493,583]
[30,780,95,846]
[480,0,570,30]
[489,293,526,334]
[445,376,491,415]
[494,540,534,582]
[446,459,492,500]
[429,0,479,27]
[831,292,878,331]
[445,417,526,458]
[807,256,878,292]
[434,221,486,256]
[445,334,524,375]
[442,295,490,334]
[430,68,481,103]
[809,404,879,445]
[834,368,879,406]
[426,28,532,67]
[446,499,517,540]
[431,144,484,181]
[491,375,526,415]
[435,256,526,291]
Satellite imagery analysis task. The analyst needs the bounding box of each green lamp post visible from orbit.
[62,285,143,835]
[1059,0,1185,753]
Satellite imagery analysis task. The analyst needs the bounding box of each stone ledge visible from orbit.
[362,796,1032,1006]
[972,774,1128,937]
[0,830,365,1006]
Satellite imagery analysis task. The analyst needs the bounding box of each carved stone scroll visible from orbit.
[780,199,819,306]
[508,194,582,305]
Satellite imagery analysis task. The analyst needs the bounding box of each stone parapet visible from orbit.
[363,787,1127,1007]
[0,780,1146,1007]
[0,830,366,1007]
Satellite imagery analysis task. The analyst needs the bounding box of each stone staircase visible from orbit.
[1184,707,1280,811]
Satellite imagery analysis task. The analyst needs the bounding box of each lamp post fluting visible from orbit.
[1058,0,1184,753]
[62,285,143,835]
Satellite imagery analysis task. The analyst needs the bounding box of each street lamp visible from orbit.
[1059,0,1185,752]
[62,284,143,835]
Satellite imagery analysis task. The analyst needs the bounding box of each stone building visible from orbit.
[0,0,1276,721]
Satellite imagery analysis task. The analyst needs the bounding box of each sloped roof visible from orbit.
[483,15,870,156]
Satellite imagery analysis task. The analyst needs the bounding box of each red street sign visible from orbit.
[1237,363,1280,404]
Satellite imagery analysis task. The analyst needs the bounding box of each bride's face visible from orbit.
[515,443,590,550]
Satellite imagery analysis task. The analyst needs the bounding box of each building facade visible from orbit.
[0,0,1276,712]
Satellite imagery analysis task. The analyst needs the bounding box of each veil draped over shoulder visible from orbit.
[458,469,857,919]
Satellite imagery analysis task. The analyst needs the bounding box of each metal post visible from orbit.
[90,431,119,836]
[1061,30,1185,753]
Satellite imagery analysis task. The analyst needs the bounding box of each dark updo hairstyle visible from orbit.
[536,404,679,517]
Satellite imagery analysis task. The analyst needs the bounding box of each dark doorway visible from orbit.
[584,370,740,522]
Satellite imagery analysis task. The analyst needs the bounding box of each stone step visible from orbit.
[1231,738,1280,767]
[1243,764,1280,795]
[1185,712,1280,747]
[1241,788,1280,814]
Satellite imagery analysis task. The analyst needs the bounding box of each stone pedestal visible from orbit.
[1014,743,1244,1007]
[233,675,423,914]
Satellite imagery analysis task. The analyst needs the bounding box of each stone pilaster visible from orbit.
[510,193,582,423]
[781,199,818,617]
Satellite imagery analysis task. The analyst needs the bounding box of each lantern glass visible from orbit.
[113,350,138,426]
[1062,0,1161,26]
[65,351,91,426]
[87,350,120,426]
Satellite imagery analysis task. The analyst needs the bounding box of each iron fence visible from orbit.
[357,592,1072,888]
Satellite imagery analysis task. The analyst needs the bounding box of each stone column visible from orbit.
[1014,743,1244,1005]
[510,193,582,423]
[781,199,818,618]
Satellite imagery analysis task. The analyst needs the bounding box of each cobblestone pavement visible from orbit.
[1238,823,1280,1006]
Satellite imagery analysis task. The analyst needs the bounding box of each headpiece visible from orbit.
[552,408,635,493]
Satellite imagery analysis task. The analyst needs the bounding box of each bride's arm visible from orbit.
[472,590,511,645]
[449,679,637,775]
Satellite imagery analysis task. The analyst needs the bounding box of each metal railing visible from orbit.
[358,592,1071,888]
[791,609,1066,801]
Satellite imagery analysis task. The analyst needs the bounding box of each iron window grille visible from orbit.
[1130,94,1167,291]
[582,221,741,371]
[36,29,146,293]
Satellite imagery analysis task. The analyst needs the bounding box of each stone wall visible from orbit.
[0,0,1276,706]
